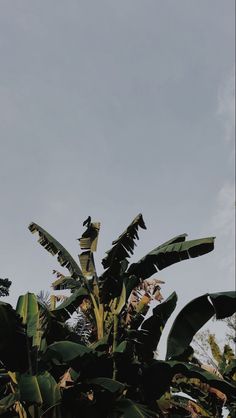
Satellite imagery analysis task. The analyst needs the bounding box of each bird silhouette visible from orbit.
[83,216,91,228]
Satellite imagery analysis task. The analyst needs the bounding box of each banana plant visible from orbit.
[2,214,235,417]
[28,214,215,358]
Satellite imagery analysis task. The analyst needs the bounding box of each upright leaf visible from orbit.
[18,374,43,405]
[102,214,146,272]
[100,214,146,302]
[16,293,41,347]
[79,221,100,253]
[37,371,61,411]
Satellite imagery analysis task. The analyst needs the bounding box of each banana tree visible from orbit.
[2,214,234,417]
[28,214,215,356]
[1,289,235,417]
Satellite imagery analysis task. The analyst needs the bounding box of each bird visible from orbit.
[83,216,91,228]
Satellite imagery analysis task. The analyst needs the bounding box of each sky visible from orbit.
[0,1,235,354]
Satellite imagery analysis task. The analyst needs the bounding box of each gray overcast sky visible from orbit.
[0,1,235,349]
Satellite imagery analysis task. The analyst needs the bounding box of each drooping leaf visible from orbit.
[87,377,125,394]
[102,214,146,272]
[170,394,212,417]
[0,393,19,414]
[170,361,236,397]
[128,236,215,280]
[138,292,177,358]
[155,233,188,248]
[52,287,89,321]
[29,222,83,279]
[110,398,158,418]
[142,360,236,402]
[166,291,236,360]
[43,341,92,365]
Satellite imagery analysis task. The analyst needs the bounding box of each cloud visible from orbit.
[217,70,235,143]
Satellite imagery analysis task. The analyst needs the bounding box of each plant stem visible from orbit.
[112,314,118,380]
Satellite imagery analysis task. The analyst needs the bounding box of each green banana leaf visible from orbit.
[86,377,125,394]
[155,233,188,248]
[109,398,158,418]
[102,214,146,271]
[0,302,28,372]
[138,292,177,357]
[170,394,212,417]
[166,291,236,360]
[128,236,215,280]
[224,359,236,378]
[16,293,42,348]
[29,222,83,279]
[18,374,43,405]
[142,360,236,402]
[16,372,61,413]
[43,341,92,365]
[52,287,89,320]
[0,393,19,414]
[37,371,61,412]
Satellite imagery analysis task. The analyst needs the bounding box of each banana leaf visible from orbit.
[37,371,61,411]
[128,236,215,280]
[78,221,100,252]
[43,341,92,365]
[138,292,177,358]
[170,394,212,417]
[166,291,236,360]
[110,398,158,418]
[142,360,236,402]
[79,251,96,276]
[18,374,43,405]
[0,302,28,372]
[86,377,125,394]
[16,293,42,348]
[51,276,78,291]
[102,214,146,272]
[52,287,89,321]
[224,359,236,378]
[0,393,20,414]
[29,222,83,279]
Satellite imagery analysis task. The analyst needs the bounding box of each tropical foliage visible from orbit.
[0,214,235,417]
[0,278,11,298]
